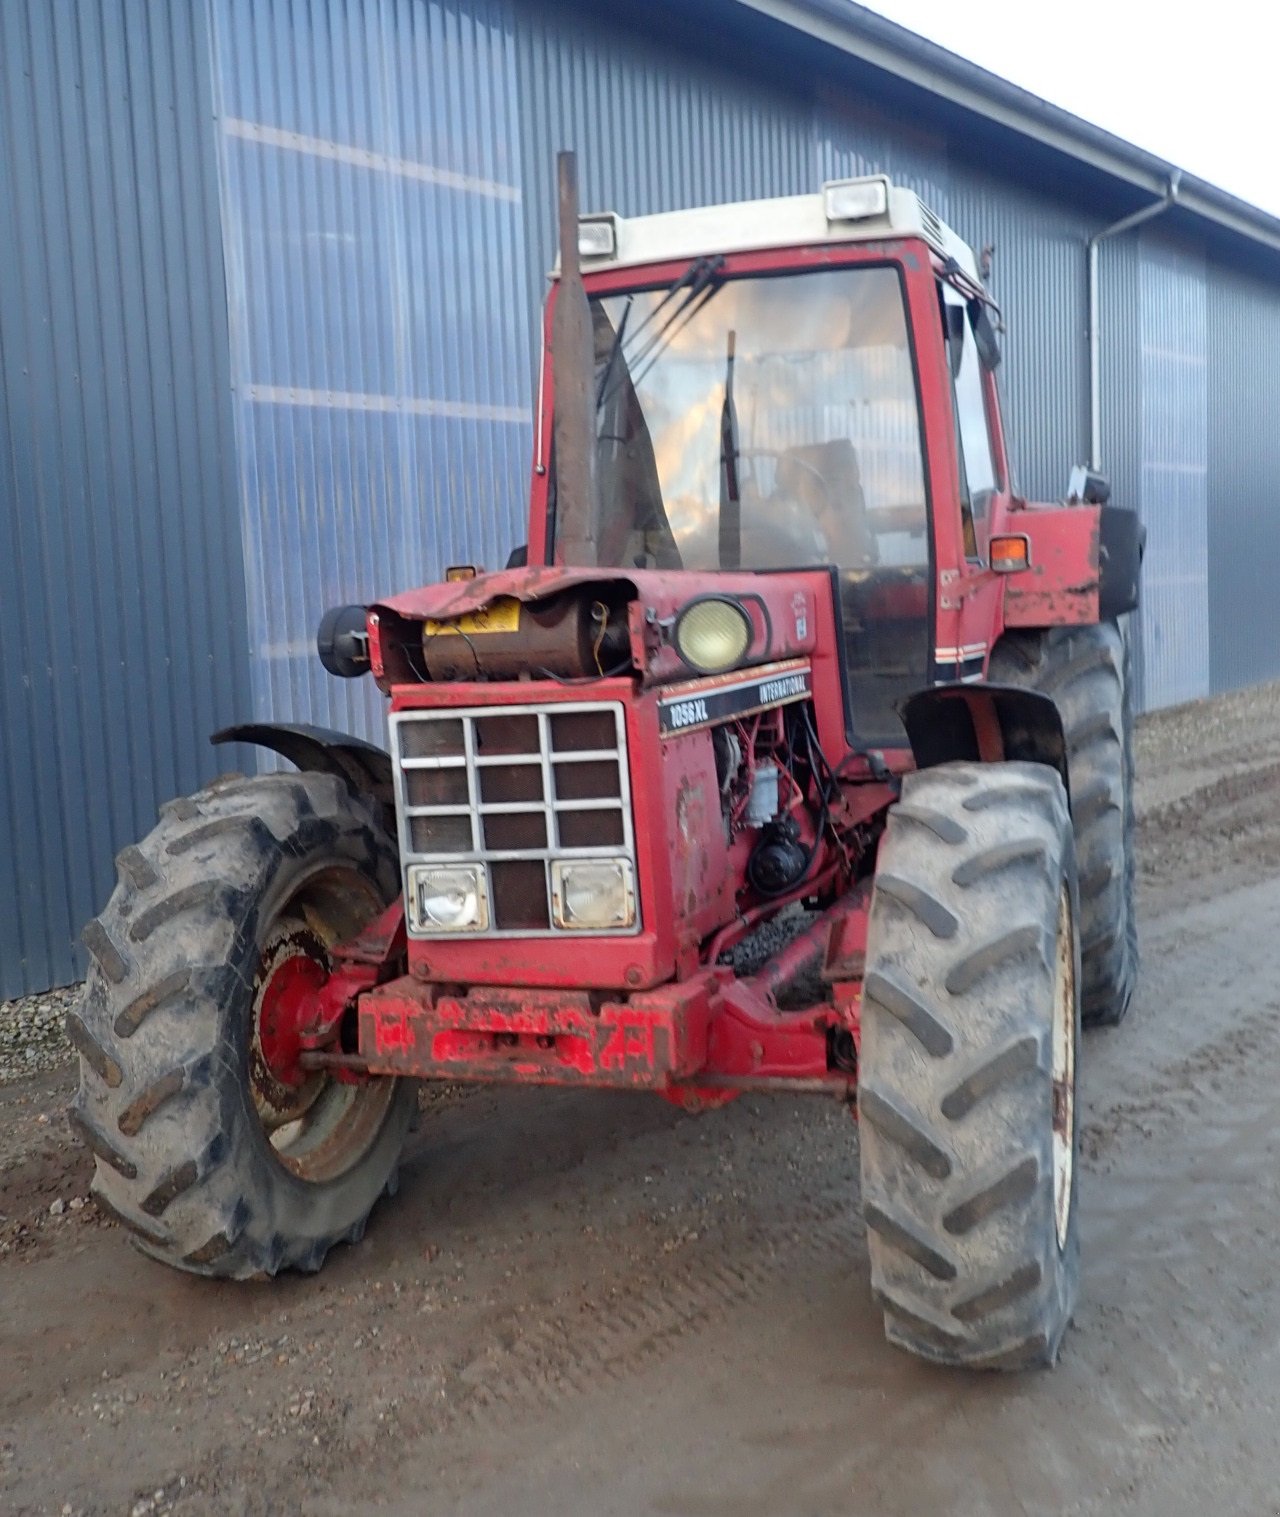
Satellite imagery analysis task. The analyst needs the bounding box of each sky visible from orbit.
[860,0,1280,217]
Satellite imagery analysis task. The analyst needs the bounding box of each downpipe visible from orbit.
[1087,171,1181,471]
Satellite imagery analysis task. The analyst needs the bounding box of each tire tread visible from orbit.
[860,760,1080,1370]
[68,771,414,1279]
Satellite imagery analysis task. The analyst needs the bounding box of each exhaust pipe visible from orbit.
[552,150,598,566]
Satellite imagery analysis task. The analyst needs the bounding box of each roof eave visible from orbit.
[734,0,1280,258]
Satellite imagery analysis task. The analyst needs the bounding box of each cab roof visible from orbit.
[568,175,981,284]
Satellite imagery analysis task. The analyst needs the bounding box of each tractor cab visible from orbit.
[537,176,1007,745]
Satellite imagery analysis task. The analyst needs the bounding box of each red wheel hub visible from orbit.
[257,941,329,1088]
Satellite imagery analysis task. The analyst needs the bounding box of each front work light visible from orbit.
[578,215,618,259]
[822,176,890,224]
[674,597,752,673]
[550,859,637,931]
[407,864,490,934]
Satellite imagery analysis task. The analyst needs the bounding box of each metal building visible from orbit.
[3,0,1279,999]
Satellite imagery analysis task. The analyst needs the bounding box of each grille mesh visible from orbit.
[390,701,637,937]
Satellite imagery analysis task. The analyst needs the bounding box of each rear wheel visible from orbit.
[68,771,416,1278]
[988,620,1137,1025]
[859,761,1081,1369]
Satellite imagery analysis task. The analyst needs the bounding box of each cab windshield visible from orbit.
[558,262,931,743]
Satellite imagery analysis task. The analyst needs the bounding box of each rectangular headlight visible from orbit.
[823,178,889,223]
[550,858,636,931]
[578,216,617,259]
[407,863,489,934]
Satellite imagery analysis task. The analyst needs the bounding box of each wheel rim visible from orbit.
[1050,884,1077,1250]
[250,865,397,1185]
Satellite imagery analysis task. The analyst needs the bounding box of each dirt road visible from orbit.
[6,683,1280,1517]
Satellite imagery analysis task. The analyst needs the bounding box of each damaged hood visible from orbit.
[374,566,640,622]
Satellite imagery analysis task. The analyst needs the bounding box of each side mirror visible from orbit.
[316,604,370,678]
[968,300,1002,370]
[1067,465,1111,506]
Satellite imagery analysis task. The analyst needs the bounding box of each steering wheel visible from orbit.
[739,448,835,513]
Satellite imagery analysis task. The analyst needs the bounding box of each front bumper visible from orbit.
[358,973,716,1089]
[354,884,867,1098]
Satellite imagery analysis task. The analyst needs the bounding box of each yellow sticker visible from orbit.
[423,597,521,637]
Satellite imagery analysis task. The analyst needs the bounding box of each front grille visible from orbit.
[389,701,638,937]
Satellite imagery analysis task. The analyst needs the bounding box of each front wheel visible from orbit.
[69,771,416,1278]
[859,761,1081,1369]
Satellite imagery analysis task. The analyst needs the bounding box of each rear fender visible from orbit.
[899,684,1069,797]
[211,722,395,826]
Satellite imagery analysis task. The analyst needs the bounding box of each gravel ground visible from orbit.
[0,984,79,1086]
[7,677,1280,1515]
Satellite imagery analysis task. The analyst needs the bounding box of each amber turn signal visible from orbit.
[989,534,1031,573]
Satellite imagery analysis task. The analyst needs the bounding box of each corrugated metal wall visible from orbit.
[513,6,814,330]
[1137,232,1209,708]
[816,85,951,219]
[1097,229,1146,706]
[947,166,1092,503]
[1206,257,1280,692]
[204,0,1234,762]
[510,2,1095,508]
[207,0,533,742]
[0,0,249,999]
[7,0,1280,996]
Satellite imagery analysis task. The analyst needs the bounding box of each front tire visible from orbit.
[859,761,1081,1369]
[69,771,416,1278]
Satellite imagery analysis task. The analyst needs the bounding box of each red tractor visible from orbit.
[71,156,1141,1370]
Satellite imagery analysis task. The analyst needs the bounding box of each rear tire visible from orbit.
[859,761,1081,1369]
[988,620,1137,1026]
[69,771,416,1279]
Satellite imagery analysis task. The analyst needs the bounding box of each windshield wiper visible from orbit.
[596,262,702,411]
[597,256,725,410]
[627,256,725,392]
[718,328,741,569]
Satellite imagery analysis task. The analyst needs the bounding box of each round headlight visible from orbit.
[674,597,752,673]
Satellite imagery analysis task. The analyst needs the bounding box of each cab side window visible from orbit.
[942,286,998,559]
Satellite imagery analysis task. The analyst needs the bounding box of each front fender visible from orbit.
[899,684,1069,797]
[212,722,394,815]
